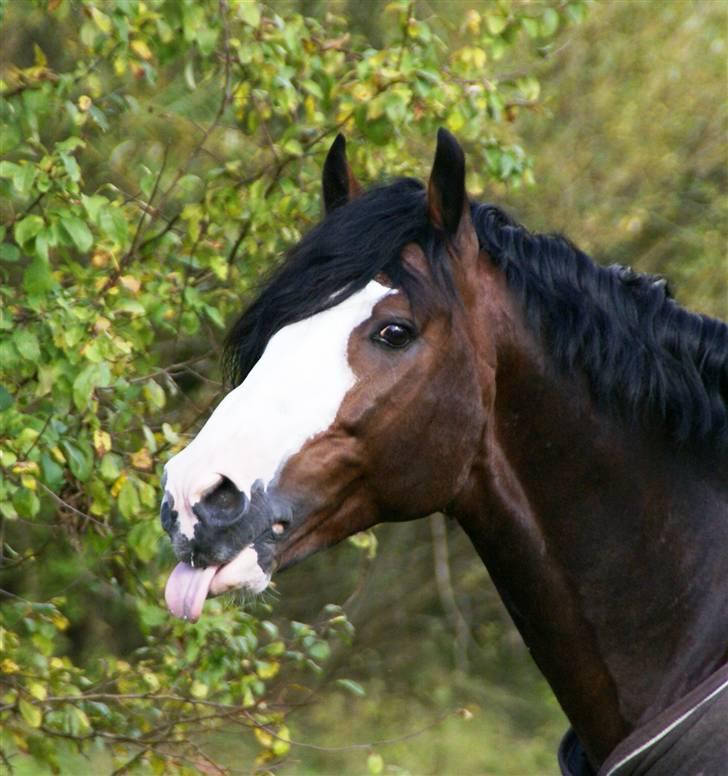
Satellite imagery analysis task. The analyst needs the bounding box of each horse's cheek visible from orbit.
[427,356,485,498]
[364,361,481,515]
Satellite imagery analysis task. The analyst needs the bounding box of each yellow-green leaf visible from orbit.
[367,753,384,775]
[19,698,42,729]
[28,682,47,701]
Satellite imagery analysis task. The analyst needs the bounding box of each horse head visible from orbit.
[161,130,491,622]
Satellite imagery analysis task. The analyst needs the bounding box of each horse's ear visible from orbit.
[427,128,467,236]
[322,134,363,214]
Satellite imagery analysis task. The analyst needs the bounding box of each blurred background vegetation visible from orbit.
[0,0,725,774]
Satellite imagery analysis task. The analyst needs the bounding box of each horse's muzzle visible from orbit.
[160,479,296,621]
[161,477,293,569]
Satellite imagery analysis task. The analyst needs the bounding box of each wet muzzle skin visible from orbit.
[161,480,287,621]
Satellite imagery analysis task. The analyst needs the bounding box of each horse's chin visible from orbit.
[209,545,271,596]
[164,545,271,622]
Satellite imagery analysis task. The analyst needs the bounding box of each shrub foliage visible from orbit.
[0,0,585,771]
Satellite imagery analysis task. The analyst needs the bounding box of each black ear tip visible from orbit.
[435,127,464,165]
[436,127,455,144]
[330,133,346,155]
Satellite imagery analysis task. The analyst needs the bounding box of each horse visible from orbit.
[160,130,728,775]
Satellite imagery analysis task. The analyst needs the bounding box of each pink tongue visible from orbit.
[164,563,219,622]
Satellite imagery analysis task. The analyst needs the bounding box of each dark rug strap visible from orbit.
[599,663,728,776]
[558,663,728,776]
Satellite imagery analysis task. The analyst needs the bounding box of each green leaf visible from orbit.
[308,641,330,661]
[0,501,18,520]
[0,124,21,154]
[89,5,112,33]
[34,229,50,261]
[336,678,366,697]
[64,706,91,736]
[100,453,122,481]
[40,452,65,490]
[118,479,140,519]
[60,215,93,252]
[485,14,507,35]
[0,161,21,179]
[19,698,42,729]
[28,682,47,701]
[14,216,45,247]
[239,3,261,27]
[72,363,110,410]
[0,385,13,411]
[13,164,36,196]
[271,725,291,756]
[541,8,560,37]
[81,194,108,223]
[89,104,109,131]
[367,753,384,775]
[23,257,55,295]
[184,60,196,90]
[0,243,20,262]
[61,440,93,482]
[13,488,40,519]
[522,16,541,38]
[566,3,587,24]
[283,138,303,156]
[190,680,208,699]
[204,304,225,329]
[99,206,128,245]
[56,136,85,155]
[13,329,40,361]
[127,520,158,561]
[142,379,165,410]
[517,76,541,102]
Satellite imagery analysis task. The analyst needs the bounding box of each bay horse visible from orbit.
[160,130,728,774]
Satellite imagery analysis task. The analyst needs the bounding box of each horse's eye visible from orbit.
[373,323,414,349]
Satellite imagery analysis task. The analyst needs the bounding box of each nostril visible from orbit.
[204,476,240,511]
[194,475,247,525]
[160,492,176,532]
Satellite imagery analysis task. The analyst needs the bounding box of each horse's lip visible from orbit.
[208,544,270,596]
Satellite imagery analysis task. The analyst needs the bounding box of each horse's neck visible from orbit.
[454,328,728,766]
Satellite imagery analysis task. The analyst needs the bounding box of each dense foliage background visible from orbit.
[0,0,725,773]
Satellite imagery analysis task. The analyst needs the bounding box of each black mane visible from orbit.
[224,179,728,447]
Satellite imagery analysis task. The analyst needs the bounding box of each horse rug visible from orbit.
[559,663,728,775]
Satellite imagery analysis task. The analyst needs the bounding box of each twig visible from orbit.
[226,222,250,265]
[20,414,51,458]
[172,222,208,357]
[36,481,110,532]
[99,145,170,294]
[110,747,151,776]
[429,513,471,672]
[342,550,374,612]
[128,353,211,384]
[0,538,52,570]
[137,212,181,252]
[256,707,462,753]
[261,114,354,198]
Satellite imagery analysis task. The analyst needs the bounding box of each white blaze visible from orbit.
[164,280,391,539]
